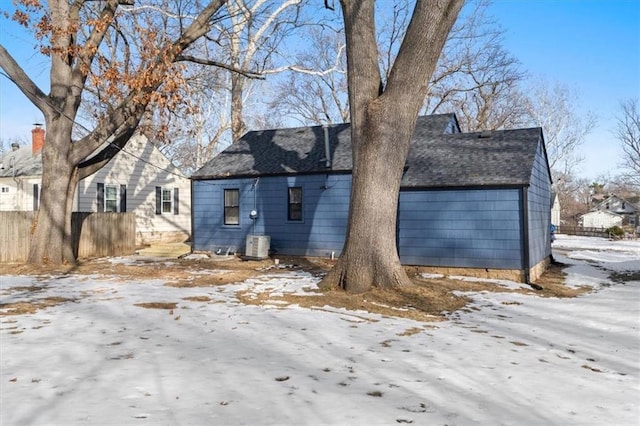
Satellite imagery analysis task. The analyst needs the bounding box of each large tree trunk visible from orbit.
[321,0,463,293]
[28,125,77,264]
[323,106,417,292]
[7,0,229,265]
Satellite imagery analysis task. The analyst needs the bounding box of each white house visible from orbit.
[0,141,41,212]
[593,195,639,227]
[0,127,191,245]
[580,210,623,229]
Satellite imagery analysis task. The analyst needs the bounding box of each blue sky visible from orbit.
[1,0,639,182]
[488,0,640,181]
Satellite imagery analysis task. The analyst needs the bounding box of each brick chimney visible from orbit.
[32,124,45,155]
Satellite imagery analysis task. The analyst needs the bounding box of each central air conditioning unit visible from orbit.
[245,235,270,259]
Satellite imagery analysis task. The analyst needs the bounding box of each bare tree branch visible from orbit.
[524,78,596,175]
[262,43,345,76]
[0,46,52,116]
[70,0,228,165]
[268,27,348,125]
[176,54,264,78]
[615,98,640,187]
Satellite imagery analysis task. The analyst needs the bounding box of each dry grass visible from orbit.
[0,256,276,284]
[0,255,584,321]
[527,261,591,298]
[237,285,466,323]
[235,258,582,322]
[0,297,73,316]
[182,296,212,302]
[133,302,177,310]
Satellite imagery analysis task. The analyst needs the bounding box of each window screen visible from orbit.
[162,189,172,213]
[224,189,240,225]
[288,187,302,221]
[105,185,118,212]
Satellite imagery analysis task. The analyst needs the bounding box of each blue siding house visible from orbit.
[191,114,553,283]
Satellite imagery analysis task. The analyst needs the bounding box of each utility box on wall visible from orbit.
[245,235,270,259]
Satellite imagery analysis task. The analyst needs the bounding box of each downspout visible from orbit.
[252,177,259,235]
[521,186,530,284]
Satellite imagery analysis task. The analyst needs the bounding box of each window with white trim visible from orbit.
[224,189,240,225]
[162,189,172,213]
[105,185,118,212]
[155,186,179,215]
[97,183,126,212]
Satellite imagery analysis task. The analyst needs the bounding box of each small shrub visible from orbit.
[606,226,624,239]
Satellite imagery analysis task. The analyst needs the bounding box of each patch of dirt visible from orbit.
[0,254,584,321]
[0,256,278,285]
[0,297,73,316]
[236,257,588,321]
[134,302,177,310]
[410,261,588,299]
[528,261,591,298]
[3,286,47,293]
[237,281,467,322]
[164,269,264,288]
[397,327,425,336]
[182,296,212,302]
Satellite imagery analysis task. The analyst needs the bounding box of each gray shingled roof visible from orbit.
[191,114,546,188]
[0,146,42,177]
[403,127,545,187]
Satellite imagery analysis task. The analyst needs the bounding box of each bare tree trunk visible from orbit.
[320,0,463,293]
[28,124,76,264]
[322,106,416,292]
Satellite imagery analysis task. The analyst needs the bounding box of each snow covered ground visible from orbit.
[1,235,639,425]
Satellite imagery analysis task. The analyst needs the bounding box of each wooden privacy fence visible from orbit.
[0,212,135,263]
[73,212,136,258]
[0,212,33,263]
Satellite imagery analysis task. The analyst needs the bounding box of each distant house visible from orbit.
[0,127,190,245]
[0,137,41,212]
[190,114,554,283]
[580,210,623,229]
[592,195,639,227]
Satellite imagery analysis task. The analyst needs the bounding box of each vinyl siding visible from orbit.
[76,135,191,243]
[581,211,623,228]
[596,196,638,215]
[527,141,552,267]
[0,176,41,211]
[192,175,351,256]
[398,188,523,268]
[1,135,191,244]
[193,175,528,269]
